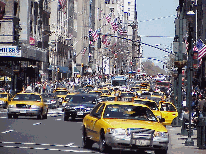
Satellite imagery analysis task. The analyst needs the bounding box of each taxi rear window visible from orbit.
[13,94,41,101]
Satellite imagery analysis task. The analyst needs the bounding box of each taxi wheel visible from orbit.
[99,130,112,153]
[82,126,93,149]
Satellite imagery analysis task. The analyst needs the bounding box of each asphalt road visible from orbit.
[0,107,189,154]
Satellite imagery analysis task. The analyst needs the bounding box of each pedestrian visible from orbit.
[197,95,206,117]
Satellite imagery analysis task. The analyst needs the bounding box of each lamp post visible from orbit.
[185,8,195,147]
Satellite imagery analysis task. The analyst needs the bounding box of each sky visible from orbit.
[136,0,179,68]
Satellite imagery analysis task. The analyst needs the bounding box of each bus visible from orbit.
[111,75,128,91]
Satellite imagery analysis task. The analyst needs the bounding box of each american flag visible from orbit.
[92,30,99,42]
[106,13,111,23]
[59,0,66,9]
[117,28,123,35]
[111,22,118,31]
[196,39,206,60]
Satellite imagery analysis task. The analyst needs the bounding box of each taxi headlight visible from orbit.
[107,128,126,135]
[156,115,161,119]
[154,131,169,138]
[8,105,15,108]
[31,105,41,109]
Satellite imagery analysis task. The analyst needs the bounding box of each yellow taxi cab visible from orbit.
[0,92,12,109]
[130,87,141,97]
[151,91,166,100]
[118,91,136,101]
[159,101,178,125]
[53,87,68,105]
[134,98,162,120]
[88,90,102,97]
[98,88,111,96]
[82,101,169,153]
[101,95,118,102]
[140,82,150,91]
[83,85,94,92]
[7,91,48,119]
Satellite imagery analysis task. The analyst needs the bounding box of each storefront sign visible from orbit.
[0,46,21,57]
[29,37,35,45]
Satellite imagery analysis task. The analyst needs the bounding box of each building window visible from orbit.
[110,8,114,12]
[128,8,130,11]
[128,2,131,5]
[105,0,110,4]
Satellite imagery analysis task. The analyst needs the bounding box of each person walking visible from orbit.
[197,95,206,117]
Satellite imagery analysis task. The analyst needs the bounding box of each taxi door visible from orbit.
[159,102,178,125]
[90,103,106,141]
[85,103,105,142]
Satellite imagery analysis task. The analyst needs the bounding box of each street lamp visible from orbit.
[185,8,195,146]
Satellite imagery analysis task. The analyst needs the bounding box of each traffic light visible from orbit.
[114,65,116,68]
[81,63,84,67]
[57,67,60,73]
[97,37,101,49]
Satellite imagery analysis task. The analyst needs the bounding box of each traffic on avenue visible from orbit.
[0,74,202,154]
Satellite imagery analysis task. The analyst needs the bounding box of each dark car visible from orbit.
[63,93,101,121]
[41,93,59,109]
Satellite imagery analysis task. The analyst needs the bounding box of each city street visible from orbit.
[0,107,205,154]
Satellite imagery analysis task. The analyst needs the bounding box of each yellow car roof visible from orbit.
[102,101,149,108]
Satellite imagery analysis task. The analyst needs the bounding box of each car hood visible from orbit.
[66,103,95,108]
[9,101,43,106]
[103,119,167,132]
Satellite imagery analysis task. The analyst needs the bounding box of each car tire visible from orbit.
[99,130,112,153]
[155,148,167,154]
[13,114,18,119]
[64,115,68,121]
[8,114,12,119]
[82,126,93,149]
[71,115,75,121]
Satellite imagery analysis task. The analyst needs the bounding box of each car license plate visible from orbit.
[135,140,150,146]
[77,111,83,115]
[20,110,26,113]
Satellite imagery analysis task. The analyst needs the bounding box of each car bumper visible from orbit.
[105,134,168,150]
[8,108,42,116]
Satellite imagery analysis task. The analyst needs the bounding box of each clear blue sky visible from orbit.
[137,0,179,68]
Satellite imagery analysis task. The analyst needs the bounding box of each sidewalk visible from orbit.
[167,125,206,154]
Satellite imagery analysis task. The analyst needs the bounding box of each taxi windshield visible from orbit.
[13,94,41,101]
[120,93,134,97]
[55,91,68,95]
[103,104,157,122]
[0,94,7,98]
[134,101,158,110]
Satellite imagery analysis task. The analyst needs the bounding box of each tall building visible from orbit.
[0,0,50,92]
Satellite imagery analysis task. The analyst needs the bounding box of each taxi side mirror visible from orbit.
[159,118,165,123]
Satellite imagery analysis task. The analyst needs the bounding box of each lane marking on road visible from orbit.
[55,118,62,121]
[1,130,14,134]
[33,122,41,125]
[0,141,99,153]
[0,117,7,118]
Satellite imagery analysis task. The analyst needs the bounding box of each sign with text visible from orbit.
[0,46,21,57]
